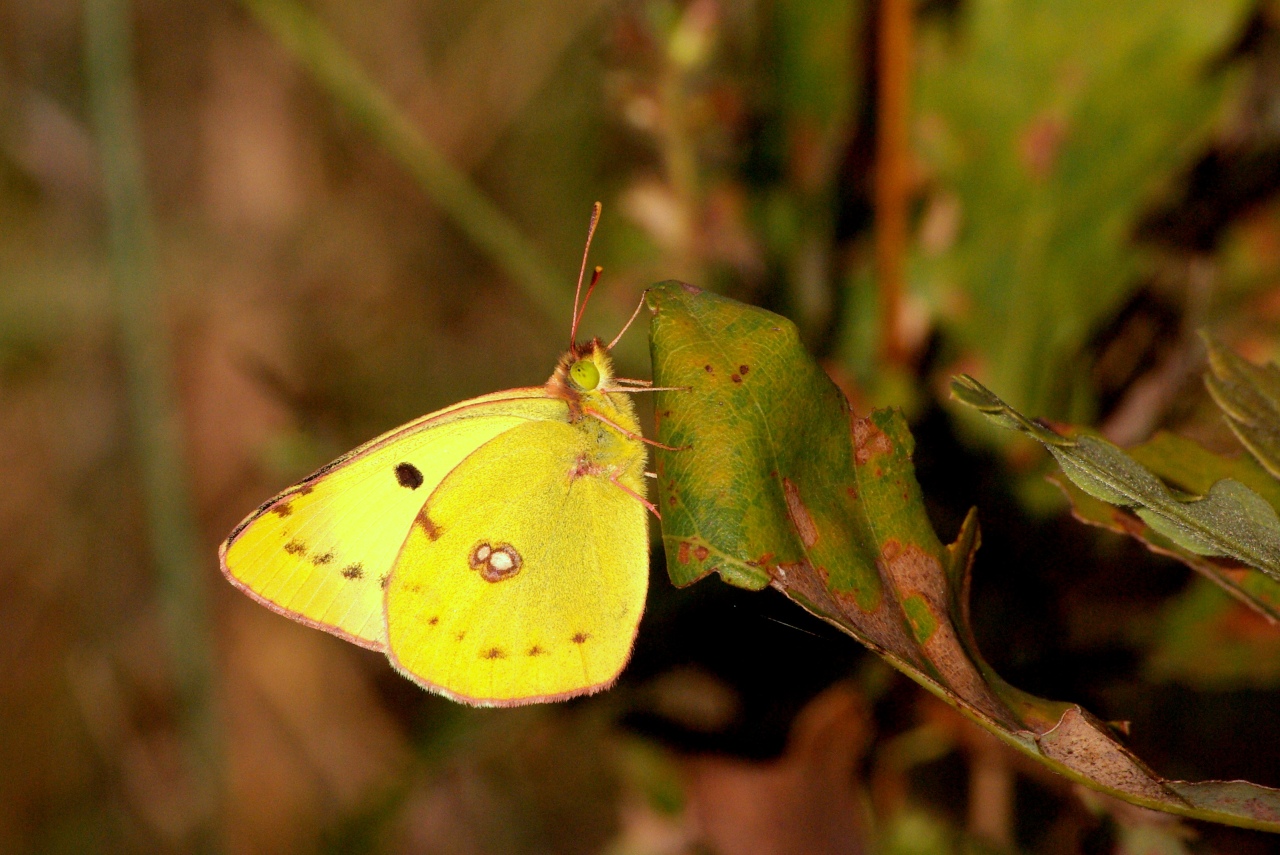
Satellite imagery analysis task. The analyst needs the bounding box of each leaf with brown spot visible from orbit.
[646,281,1280,831]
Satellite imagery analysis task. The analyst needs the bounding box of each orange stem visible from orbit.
[875,0,913,365]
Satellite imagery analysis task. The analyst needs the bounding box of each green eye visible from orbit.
[569,359,600,390]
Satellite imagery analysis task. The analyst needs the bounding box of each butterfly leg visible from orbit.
[609,471,661,520]
[584,407,691,452]
[600,385,690,394]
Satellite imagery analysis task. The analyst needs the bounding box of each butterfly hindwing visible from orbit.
[385,418,649,705]
[220,391,568,648]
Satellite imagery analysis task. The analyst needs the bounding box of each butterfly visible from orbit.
[220,205,672,706]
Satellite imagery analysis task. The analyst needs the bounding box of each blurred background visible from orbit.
[7,0,1280,852]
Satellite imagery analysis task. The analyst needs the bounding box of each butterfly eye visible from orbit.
[569,359,600,390]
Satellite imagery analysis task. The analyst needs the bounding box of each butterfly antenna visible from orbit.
[573,266,604,344]
[570,201,603,346]
[606,290,647,351]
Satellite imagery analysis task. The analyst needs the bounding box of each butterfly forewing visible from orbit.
[220,391,568,648]
[385,418,649,705]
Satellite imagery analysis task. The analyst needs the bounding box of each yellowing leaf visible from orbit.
[648,281,1280,831]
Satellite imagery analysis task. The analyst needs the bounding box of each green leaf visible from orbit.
[952,375,1280,581]
[647,281,1280,831]
[1050,430,1280,624]
[1203,332,1280,479]
[1049,429,1280,687]
[1129,430,1280,506]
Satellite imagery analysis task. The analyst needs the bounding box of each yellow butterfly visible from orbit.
[220,205,665,706]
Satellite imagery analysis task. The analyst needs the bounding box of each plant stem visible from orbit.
[84,0,222,849]
[875,0,913,365]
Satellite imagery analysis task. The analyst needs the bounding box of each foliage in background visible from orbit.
[609,0,866,342]
[910,0,1251,425]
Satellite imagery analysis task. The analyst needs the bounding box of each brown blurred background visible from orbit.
[8,0,1280,852]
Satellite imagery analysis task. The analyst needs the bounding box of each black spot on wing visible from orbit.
[482,647,506,659]
[311,551,335,566]
[271,502,293,517]
[571,632,591,645]
[395,462,424,489]
[284,539,307,555]
[341,563,364,580]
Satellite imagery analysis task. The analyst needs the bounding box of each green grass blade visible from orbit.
[240,0,568,321]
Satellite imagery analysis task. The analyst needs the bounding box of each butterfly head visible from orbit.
[565,339,612,387]
[548,338,617,404]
